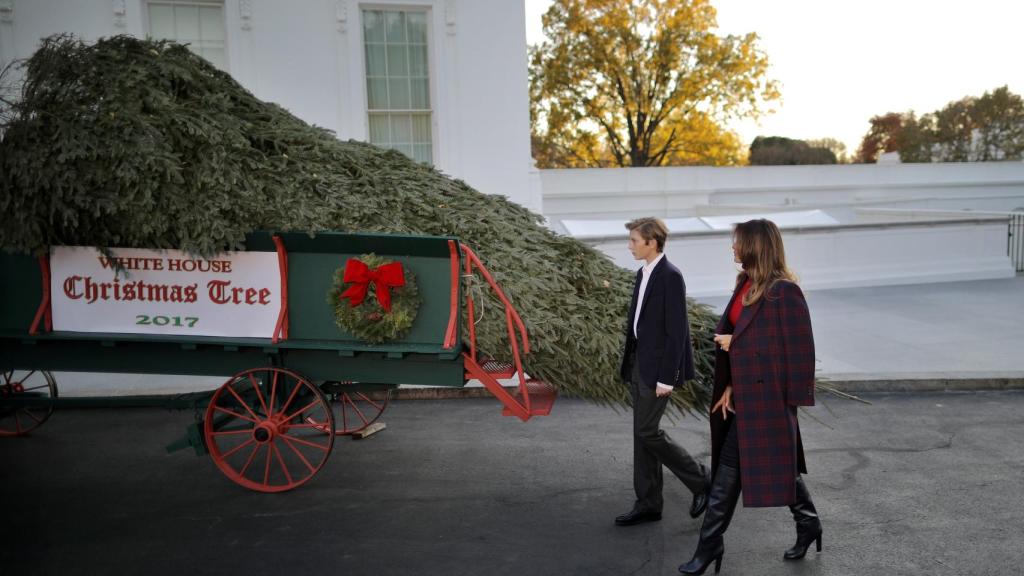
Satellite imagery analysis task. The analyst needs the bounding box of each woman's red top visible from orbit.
[728,279,752,327]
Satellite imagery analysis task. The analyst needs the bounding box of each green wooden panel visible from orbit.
[287,252,452,346]
[0,232,466,387]
[0,338,466,386]
[0,253,44,334]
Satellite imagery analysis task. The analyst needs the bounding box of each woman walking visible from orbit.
[679,219,822,574]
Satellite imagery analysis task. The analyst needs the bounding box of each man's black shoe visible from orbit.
[689,466,711,518]
[615,508,662,526]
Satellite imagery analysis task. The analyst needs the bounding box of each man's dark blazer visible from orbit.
[619,256,696,388]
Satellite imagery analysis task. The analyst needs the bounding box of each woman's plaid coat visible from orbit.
[710,276,816,508]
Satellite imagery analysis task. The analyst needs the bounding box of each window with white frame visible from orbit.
[363,9,432,164]
[147,1,227,71]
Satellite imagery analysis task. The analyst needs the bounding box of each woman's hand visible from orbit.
[714,333,732,352]
[712,385,735,420]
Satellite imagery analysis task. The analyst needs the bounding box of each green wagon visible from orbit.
[0,231,555,492]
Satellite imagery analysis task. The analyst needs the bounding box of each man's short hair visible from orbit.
[625,217,668,252]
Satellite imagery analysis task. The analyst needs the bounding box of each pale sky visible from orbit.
[524,0,1024,157]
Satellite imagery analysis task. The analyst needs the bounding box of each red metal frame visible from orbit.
[459,244,551,420]
[443,240,459,349]
[271,236,289,343]
[29,255,52,335]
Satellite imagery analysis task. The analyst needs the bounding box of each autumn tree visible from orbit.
[806,137,849,164]
[855,113,904,163]
[856,86,1024,163]
[963,86,1024,161]
[749,136,836,165]
[529,0,778,168]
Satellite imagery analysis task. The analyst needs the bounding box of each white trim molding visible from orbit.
[112,0,126,27]
[0,1,14,24]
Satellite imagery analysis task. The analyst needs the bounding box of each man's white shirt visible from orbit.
[633,253,673,393]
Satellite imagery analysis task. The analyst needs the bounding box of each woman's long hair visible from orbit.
[734,219,798,305]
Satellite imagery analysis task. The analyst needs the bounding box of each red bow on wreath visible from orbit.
[341,258,406,312]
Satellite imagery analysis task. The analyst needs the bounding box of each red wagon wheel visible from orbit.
[308,382,391,436]
[0,370,58,437]
[204,367,335,492]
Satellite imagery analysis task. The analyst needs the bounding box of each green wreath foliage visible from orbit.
[327,253,420,344]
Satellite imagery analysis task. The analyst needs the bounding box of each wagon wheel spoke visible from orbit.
[22,410,44,425]
[279,433,331,452]
[279,435,318,474]
[225,383,262,422]
[211,428,253,437]
[204,367,333,492]
[263,442,273,486]
[283,398,323,424]
[0,370,57,437]
[355,392,384,411]
[247,374,270,418]
[285,423,337,430]
[344,394,371,426]
[271,443,293,485]
[330,387,391,435]
[278,376,304,418]
[221,437,257,460]
[213,406,260,425]
[239,444,262,477]
[267,370,279,416]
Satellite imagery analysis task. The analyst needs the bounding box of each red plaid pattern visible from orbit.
[709,279,815,508]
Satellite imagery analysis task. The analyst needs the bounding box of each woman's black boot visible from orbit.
[784,475,822,560]
[679,464,741,575]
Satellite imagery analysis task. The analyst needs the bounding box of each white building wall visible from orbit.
[592,218,1015,298]
[0,0,538,212]
[542,162,1024,221]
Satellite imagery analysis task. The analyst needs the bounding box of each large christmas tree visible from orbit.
[0,35,717,414]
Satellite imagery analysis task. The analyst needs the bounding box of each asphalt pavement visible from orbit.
[3,390,1023,576]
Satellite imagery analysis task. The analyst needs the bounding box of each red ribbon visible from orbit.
[341,259,406,312]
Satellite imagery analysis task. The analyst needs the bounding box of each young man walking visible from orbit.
[615,217,710,526]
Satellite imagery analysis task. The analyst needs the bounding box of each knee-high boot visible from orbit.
[678,463,741,575]
[784,475,822,560]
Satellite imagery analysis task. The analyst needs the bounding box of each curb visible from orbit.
[823,377,1024,393]
[392,377,1024,400]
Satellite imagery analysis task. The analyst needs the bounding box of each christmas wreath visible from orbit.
[327,254,421,344]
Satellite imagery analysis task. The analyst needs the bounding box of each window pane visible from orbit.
[388,78,410,109]
[385,11,406,43]
[407,12,427,44]
[412,114,431,143]
[199,6,224,42]
[391,114,412,144]
[386,45,408,77]
[365,44,386,76]
[149,4,176,38]
[410,78,429,109]
[368,114,390,144]
[363,9,431,164]
[175,6,201,42]
[367,78,388,110]
[408,44,427,77]
[413,144,432,164]
[363,10,385,43]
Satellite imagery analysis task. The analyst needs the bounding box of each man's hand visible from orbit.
[712,385,734,419]
[655,383,673,397]
[713,333,732,352]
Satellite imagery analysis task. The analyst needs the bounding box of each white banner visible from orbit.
[50,246,282,338]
